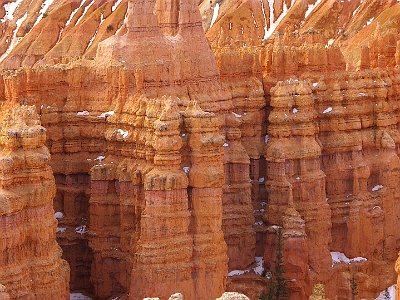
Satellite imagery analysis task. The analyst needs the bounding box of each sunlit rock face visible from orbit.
[0,104,69,299]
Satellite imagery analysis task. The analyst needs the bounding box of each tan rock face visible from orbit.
[216,292,250,300]
[0,105,69,299]
[0,284,9,300]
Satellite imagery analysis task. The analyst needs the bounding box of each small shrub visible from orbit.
[107,24,114,32]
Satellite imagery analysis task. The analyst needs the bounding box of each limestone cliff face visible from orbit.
[0,104,69,299]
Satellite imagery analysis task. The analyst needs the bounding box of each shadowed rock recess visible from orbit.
[1,0,400,299]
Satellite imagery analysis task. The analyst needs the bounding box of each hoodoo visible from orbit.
[0,104,69,299]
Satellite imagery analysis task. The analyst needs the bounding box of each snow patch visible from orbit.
[331,252,367,267]
[375,284,396,300]
[232,112,242,118]
[223,143,229,147]
[65,0,86,27]
[77,111,89,116]
[114,129,129,139]
[75,225,87,235]
[305,0,323,19]
[263,0,289,41]
[228,256,265,277]
[33,0,55,28]
[98,111,114,118]
[70,293,92,300]
[182,167,190,174]
[352,0,364,16]
[76,0,95,26]
[57,227,66,233]
[265,135,270,144]
[86,13,104,50]
[366,17,374,26]
[323,107,333,114]
[0,12,28,62]
[292,108,298,113]
[326,38,334,47]
[372,185,384,192]
[258,177,265,183]
[96,155,105,162]
[228,269,248,277]
[1,0,24,22]
[112,0,123,12]
[116,10,128,35]
[209,3,220,29]
[55,212,64,219]
[254,256,264,275]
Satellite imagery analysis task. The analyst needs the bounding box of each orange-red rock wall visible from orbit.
[0,105,69,299]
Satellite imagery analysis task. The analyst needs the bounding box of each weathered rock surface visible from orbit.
[0,105,69,299]
[216,292,250,300]
[0,284,9,300]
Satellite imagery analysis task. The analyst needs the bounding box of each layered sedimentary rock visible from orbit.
[281,203,311,299]
[262,68,400,299]
[0,104,69,299]
[80,0,231,299]
[265,80,332,282]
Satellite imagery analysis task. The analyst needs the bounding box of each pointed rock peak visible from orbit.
[310,284,327,300]
[159,96,180,121]
[296,80,312,95]
[381,131,396,149]
[146,98,163,118]
[136,95,148,115]
[184,100,201,114]
[183,100,214,118]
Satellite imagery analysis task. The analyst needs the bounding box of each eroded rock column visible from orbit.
[265,80,332,281]
[0,105,69,299]
[183,102,228,299]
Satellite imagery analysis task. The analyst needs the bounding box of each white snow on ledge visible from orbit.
[331,252,367,267]
[57,227,66,233]
[375,284,396,300]
[77,111,89,116]
[112,0,123,12]
[254,256,264,275]
[98,111,114,118]
[75,225,87,235]
[372,185,384,192]
[1,0,24,22]
[54,212,64,219]
[305,0,323,19]
[70,293,92,300]
[114,129,129,139]
[228,269,249,277]
[210,3,220,29]
[228,256,265,277]
[33,0,55,28]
